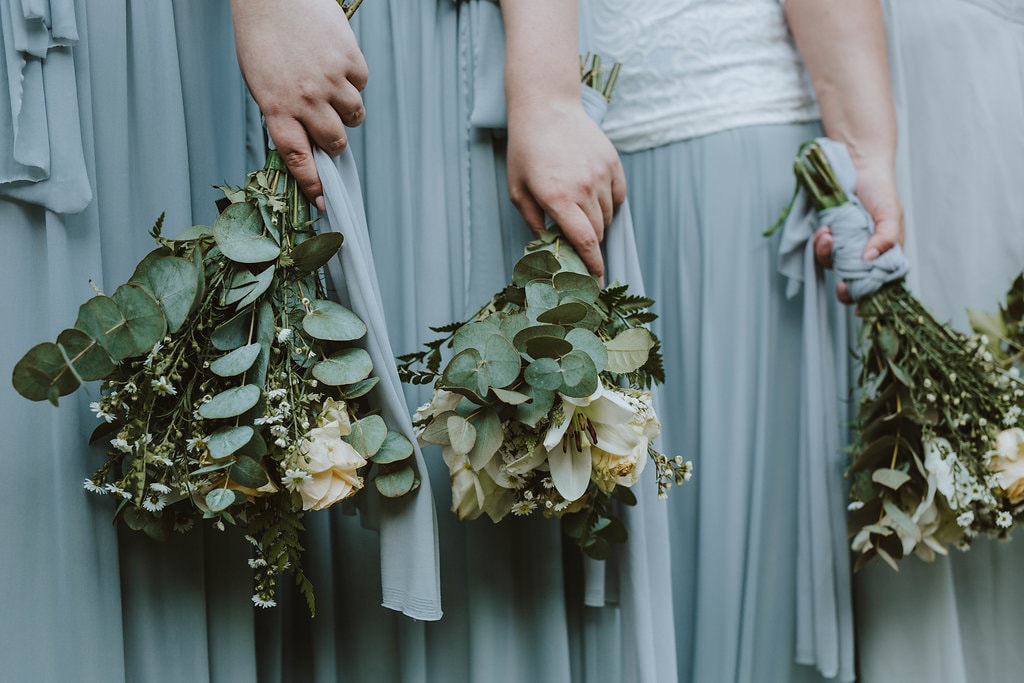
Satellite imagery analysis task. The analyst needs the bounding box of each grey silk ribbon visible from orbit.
[314,146,443,622]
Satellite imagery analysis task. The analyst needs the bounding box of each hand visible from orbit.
[506,100,627,279]
[230,0,368,209]
[813,164,904,304]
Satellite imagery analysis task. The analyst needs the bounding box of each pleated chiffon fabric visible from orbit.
[855,2,1024,681]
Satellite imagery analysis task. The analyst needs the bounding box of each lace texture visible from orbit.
[591,0,819,152]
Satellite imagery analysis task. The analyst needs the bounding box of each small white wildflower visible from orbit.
[282,468,312,492]
[997,511,1013,528]
[949,372,958,382]
[542,477,555,490]
[923,378,933,389]
[523,490,534,501]
[251,595,277,609]
[149,483,172,494]
[979,418,988,427]
[151,376,177,396]
[248,558,268,569]
[926,393,937,403]
[142,496,167,512]
[276,328,293,344]
[105,483,132,500]
[186,435,208,452]
[956,510,975,528]
[274,437,289,448]
[89,402,116,423]
[110,437,132,453]
[553,500,571,512]
[545,500,554,509]
[674,455,684,466]
[123,381,138,394]
[156,456,173,467]
[267,388,288,400]
[847,501,865,512]
[270,425,288,438]
[511,500,537,516]
[83,479,107,494]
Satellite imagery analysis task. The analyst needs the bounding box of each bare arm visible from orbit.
[502,0,626,278]
[230,0,368,210]
[786,0,903,300]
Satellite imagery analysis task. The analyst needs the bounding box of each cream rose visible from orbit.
[990,428,1024,503]
[442,447,514,523]
[291,401,367,510]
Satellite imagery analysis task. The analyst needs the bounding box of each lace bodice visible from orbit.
[590,0,819,152]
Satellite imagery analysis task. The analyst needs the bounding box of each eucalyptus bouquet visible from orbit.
[783,141,1024,569]
[11,151,417,612]
[398,229,691,560]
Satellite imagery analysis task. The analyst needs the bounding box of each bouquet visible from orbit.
[11,150,417,612]
[782,141,1024,570]
[398,228,691,560]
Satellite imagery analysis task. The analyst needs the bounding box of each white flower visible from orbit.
[105,483,132,500]
[989,428,1024,503]
[149,482,172,494]
[123,381,138,394]
[142,496,167,512]
[290,405,366,510]
[442,448,514,523]
[186,435,208,452]
[543,383,657,501]
[89,402,116,423]
[83,479,106,494]
[274,437,289,448]
[267,388,288,400]
[997,511,1013,528]
[276,328,293,344]
[248,558,268,569]
[110,437,132,453]
[151,376,177,396]
[282,468,313,492]
[253,414,279,426]
[956,510,975,528]
[847,501,865,512]
[251,595,277,609]
[414,389,462,425]
[511,499,537,516]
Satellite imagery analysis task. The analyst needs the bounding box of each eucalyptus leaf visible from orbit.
[133,256,200,333]
[481,334,521,389]
[525,281,560,312]
[199,385,262,419]
[492,387,532,405]
[468,409,502,471]
[170,224,214,241]
[122,507,151,531]
[341,377,380,399]
[552,271,601,304]
[205,488,236,512]
[558,350,598,398]
[213,201,281,263]
[343,415,387,458]
[512,250,560,286]
[583,537,612,561]
[302,299,367,342]
[57,328,114,382]
[211,310,252,351]
[375,465,417,498]
[524,357,563,391]
[565,328,608,373]
[128,248,171,283]
[252,300,275,387]
[604,327,656,374]
[192,460,236,476]
[447,414,477,455]
[441,348,483,393]
[887,360,915,388]
[513,324,566,354]
[498,313,530,341]
[291,232,344,273]
[877,325,900,360]
[234,265,276,309]
[110,283,167,358]
[452,319,502,355]
[312,348,373,386]
[207,426,255,460]
[525,335,573,359]
[230,455,269,488]
[11,342,79,403]
[210,343,262,378]
[419,411,454,445]
[536,301,589,326]
[371,432,414,464]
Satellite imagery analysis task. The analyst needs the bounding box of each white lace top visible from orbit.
[590,0,820,152]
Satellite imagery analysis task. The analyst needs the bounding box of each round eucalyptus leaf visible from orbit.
[110,283,167,358]
[498,312,530,341]
[447,414,477,455]
[205,488,236,512]
[536,301,589,326]
[56,328,114,382]
[513,324,565,354]
[419,411,454,446]
[441,348,483,392]
[230,455,269,488]
[199,385,262,419]
[375,464,417,499]
[524,335,573,360]
[491,387,532,405]
[343,415,388,458]
[558,350,598,398]
[142,515,172,542]
[565,328,608,373]
[525,281,560,312]
[524,357,562,391]
[312,348,373,386]
[122,506,151,531]
[512,250,561,286]
[452,319,502,355]
[552,271,600,304]
[481,334,521,389]
[290,232,344,273]
[516,384,555,428]
[213,201,281,263]
[228,265,275,309]
[133,256,200,332]
[207,426,255,460]
[237,428,269,459]
[467,409,502,471]
[341,376,380,400]
[210,343,262,377]
[11,342,79,403]
[604,327,656,374]
[169,224,213,241]
[302,299,367,342]
[211,309,252,351]
[371,432,414,464]
[128,247,172,285]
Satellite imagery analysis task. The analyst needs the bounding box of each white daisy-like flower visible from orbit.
[253,415,279,426]
[267,388,288,400]
[276,328,293,344]
[110,437,132,453]
[186,435,208,452]
[282,468,312,492]
[270,425,289,438]
[151,376,177,396]
[997,511,1013,528]
[89,402,116,423]
[248,558,268,569]
[83,479,107,494]
[123,381,138,394]
[149,482,172,494]
[156,456,173,467]
[142,496,167,512]
[251,595,277,609]
[105,483,132,500]
[511,500,537,516]
[173,517,195,534]
[956,510,975,528]
[553,499,571,512]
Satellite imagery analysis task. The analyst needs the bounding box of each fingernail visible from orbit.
[864,248,879,261]
[315,196,326,212]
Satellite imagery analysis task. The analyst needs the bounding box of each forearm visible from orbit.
[785,0,896,174]
[501,0,581,121]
